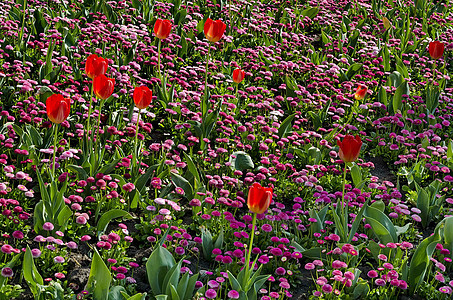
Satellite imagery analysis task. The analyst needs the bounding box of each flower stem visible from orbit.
[87,82,94,145]
[158,39,162,80]
[94,99,105,155]
[341,164,347,239]
[51,124,59,179]
[203,45,211,120]
[132,110,141,178]
[245,213,257,276]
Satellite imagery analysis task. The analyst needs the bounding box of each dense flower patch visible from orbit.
[0,0,453,299]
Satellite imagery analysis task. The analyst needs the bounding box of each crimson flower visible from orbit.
[85,54,108,80]
[429,41,444,60]
[154,19,172,40]
[133,86,153,109]
[46,94,70,124]
[354,85,368,101]
[233,69,245,84]
[93,75,115,100]
[204,18,226,43]
[337,134,362,163]
[247,182,273,214]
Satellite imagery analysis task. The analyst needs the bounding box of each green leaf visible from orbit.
[86,248,111,300]
[22,246,43,297]
[353,281,370,299]
[108,285,126,300]
[146,246,176,296]
[395,223,410,236]
[393,80,409,113]
[443,217,453,254]
[345,63,363,81]
[201,227,214,260]
[68,164,88,180]
[98,159,121,176]
[378,86,387,106]
[97,209,133,234]
[370,200,385,212]
[174,9,187,25]
[408,221,442,293]
[229,151,254,171]
[366,217,394,244]
[277,113,295,138]
[350,163,362,189]
[169,284,180,300]
[416,186,430,228]
[364,205,397,243]
[214,229,224,249]
[183,274,199,300]
[300,7,319,19]
[348,200,368,243]
[184,152,200,185]
[227,271,242,292]
[301,247,327,261]
[171,173,193,199]
[162,259,183,296]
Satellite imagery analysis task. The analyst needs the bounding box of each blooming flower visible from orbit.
[154,19,172,40]
[354,85,368,100]
[204,18,226,43]
[133,86,153,109]
[93,74,115,100]
[85,54,108,79]
[429,41,444,59]
[337,134,362,162]
[233,69,245,84]
[46,94,70,124]
[1,267,13,278]
[247,182,272,214]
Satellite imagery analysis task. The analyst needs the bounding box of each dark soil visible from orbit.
[368,156,396,183]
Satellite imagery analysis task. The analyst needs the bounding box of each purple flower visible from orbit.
[375,279,386,286]
[1,267,13,278]
[275,267,286,275]
[54,256,65,263]
[398,280,408,290]
[43,222,54,231]
[367,270,378,278]
[205,289,217,299]
[440,286,452,294]
[227,290,240,299]
[322,284,333,293]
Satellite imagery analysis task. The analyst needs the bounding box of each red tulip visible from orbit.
[154,19,172,40]
[93,75,115,100]
[133,86,153,109]
[247,182,273,214]
[233,69,245,84]
[85,54,108,80]
[46,94,70,124]
[204,18,226,43]
[354,85,367,101]
[337,134,362,163]
[429,41,444,60]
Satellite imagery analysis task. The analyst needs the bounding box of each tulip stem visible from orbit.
[341,164,347,237]
[158,39,162,80]
[94,98,105,158]
[132,110,141,178]
[203,45,211,120]
[87,82,94,146]
[51,124,59,180]
[245,213,257,277]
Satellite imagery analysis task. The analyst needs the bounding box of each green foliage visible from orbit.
[86,248,112,300]
[146,245,199,300]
